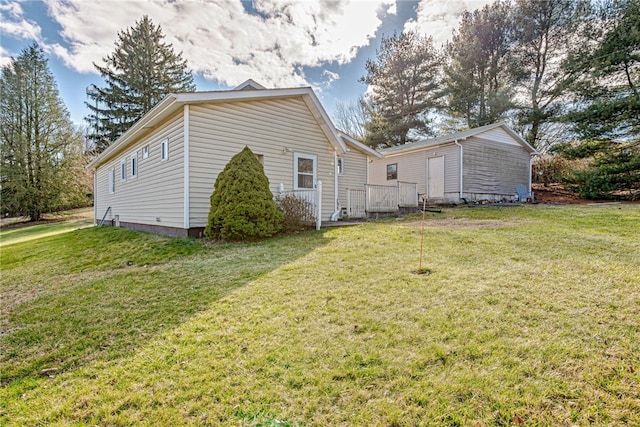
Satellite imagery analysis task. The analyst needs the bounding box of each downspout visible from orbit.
[529,154,534,197]
[93,171,97,225]
[183,105,190,230]
[330,150,341,221]
[453,139,463,201]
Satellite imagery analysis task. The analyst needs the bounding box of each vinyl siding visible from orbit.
[338,148,369,207]
[369,151,426,192]
[476,127,521,146]
[369,144,459,197]
[94,112,185,227]
[463,136,530,195]
[188,97,337,226]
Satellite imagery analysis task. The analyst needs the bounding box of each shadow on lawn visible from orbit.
[0,225,331,387]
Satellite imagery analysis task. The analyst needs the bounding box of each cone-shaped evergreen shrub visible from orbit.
[204,146,284,241]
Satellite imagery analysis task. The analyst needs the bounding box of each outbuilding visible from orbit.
[368,123,538,204]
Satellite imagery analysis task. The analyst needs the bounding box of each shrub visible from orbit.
[204,146,283,241]
[277,194,315,233]
[560,140,640,200]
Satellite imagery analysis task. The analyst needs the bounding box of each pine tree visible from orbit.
[512,0,589,149]
[204,147,284,241]
[1,44,88,221]
[444,1,518,129]
[564,0,639,140]
[360,31,442,148]
[86,16,195,152]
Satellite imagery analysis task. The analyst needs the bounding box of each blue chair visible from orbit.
[516,184,534,202]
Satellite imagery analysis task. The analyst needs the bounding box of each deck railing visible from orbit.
[347,182,417,218]
[278,181,322,230]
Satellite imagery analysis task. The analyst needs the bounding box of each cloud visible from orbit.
[0,2,42,42]
[23,0,390,88]
[404,0,494,47]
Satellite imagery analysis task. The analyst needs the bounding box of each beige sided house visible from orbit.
[88,80,380,237]
[369,123,538,204]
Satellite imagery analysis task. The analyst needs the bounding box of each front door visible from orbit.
[427,156,445,199]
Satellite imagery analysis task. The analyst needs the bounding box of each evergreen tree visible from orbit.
[563,0,639,140]
[360,31,442,148]
[86,16,195,152]
[0,44,88,221]
[444,1,519,129]
[512,0,589,149]
[204,147,283,241]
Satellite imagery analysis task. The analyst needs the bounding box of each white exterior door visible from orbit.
[427,156,445,199]
[293,152,317,189]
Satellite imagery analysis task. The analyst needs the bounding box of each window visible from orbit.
[120,159,127,182]
[337,156,344,176]
[293,152,317,189]
[142,145,149,159]
[131,152,138,178]
[387,163,397,180]
[160,139,169,161]
[108,169,115,194]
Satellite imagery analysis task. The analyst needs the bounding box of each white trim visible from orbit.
[334,151,339,212]
[142,145,149,159]
[453,139,463,200]
[338,131,383,159]
[293,152,317,190]
[183,105,190,229]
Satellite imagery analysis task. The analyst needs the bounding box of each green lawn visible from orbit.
[1,205,639,426]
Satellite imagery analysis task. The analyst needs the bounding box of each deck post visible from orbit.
[316,180,322,230]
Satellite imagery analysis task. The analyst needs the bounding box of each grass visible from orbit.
[1,204,639,426]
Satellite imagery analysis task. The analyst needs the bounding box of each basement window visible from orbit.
[387,163,397,180]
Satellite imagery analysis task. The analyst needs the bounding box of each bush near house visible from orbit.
[204,146,283,241]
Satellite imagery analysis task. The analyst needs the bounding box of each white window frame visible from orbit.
[142,145,149,159]
[160,139,169,161]
[108,168,115,194]
[293,152,317,190]
[387,163,397,180]
[337,156,345,176]
[120,159,127,182]
[131,152,138,178]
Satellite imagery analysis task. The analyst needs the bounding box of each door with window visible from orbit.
[294,153,317,189]
[427,156,445,199]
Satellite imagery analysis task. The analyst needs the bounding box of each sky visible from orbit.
[0,0,494,127]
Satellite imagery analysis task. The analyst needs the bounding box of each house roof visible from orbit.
[380,122,538,157]
[337,131,383,159]
[87,84,347,170]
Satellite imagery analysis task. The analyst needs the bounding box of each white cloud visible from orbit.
[404,0,494,47]
[0,2,42,41]
[33,0,388,88]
